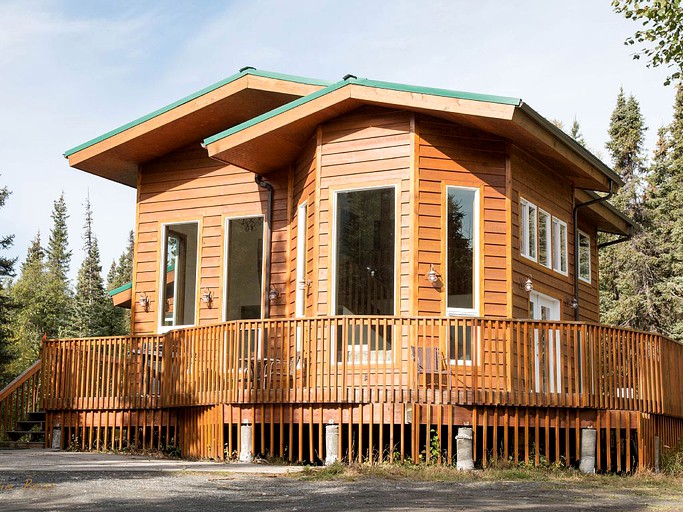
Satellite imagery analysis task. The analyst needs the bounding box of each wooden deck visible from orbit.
[3,316,683,470]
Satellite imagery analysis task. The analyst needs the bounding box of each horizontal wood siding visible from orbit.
[511,146,579,321]
[289,135,317,318]
[318,106,413,316]
[133,144,289,334]
[416,115,508,317]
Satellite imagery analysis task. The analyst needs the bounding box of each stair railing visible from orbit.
[0,359,42,441]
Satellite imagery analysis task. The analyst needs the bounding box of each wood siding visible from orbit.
[510,146,599,322]
[416,115,508,317]
[317,106,413,316]
[133,144,288,334]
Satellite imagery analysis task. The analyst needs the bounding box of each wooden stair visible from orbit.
[0,411,46,449]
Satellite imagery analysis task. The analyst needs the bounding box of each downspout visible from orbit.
[255,174,274,318]
[573,180,614,320]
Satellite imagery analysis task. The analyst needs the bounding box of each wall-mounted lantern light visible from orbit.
[138,292,150,312]
[427,264,439,284]
[523,276,534,293]
[268,285,280,302]
[201,288,214,307]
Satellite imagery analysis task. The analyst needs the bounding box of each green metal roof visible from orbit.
[203,76,522,146]
[64,68,331,158]
[108,281,132,297]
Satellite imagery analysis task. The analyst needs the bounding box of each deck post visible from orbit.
[456,427,474,470]
[239,422,253,463]
[325,421,339,466]
[654,436,660,473]
[579,428,596,473]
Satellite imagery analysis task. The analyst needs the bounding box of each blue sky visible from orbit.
[0,0,675,281]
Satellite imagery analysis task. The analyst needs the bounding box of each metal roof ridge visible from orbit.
[203,75,522,146]
[63,68,331,158]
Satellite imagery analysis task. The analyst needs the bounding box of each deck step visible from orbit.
[16,420,44,430]
[0,440,44,449]
[26,411,46,422]
[6,430,45,442]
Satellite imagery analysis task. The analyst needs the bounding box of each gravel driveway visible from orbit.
[1,450,681,511]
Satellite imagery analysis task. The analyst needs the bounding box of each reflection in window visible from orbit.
[520,199,537,260]
[225,217,264,321]
[161,223,198,327]
[447,188,477,311]
[552,218,568,274]
[538,210,551,268]
[578,231,591,282]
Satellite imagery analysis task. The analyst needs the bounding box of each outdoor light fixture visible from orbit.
[426,264,439,284]
[523,276,534,293]
[138,292,150,311]
[268,285,280,301]
[571,297,579,309]
[201,288,214,306]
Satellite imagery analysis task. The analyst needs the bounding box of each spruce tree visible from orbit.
[72,198,110,337]
[7,233,49,375]
[599,88,653,330]
[0,183,16,387]
[647,83,683,340]
[43,193,73,338]
[570,118,586,146]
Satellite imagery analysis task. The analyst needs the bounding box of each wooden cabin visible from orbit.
[2,68,682,471]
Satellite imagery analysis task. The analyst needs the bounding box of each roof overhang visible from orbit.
[64,69,329,188]
[109,282,132,309]
[204,78,623,193]
[575,189,634,236]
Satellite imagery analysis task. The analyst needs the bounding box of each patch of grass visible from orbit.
[661,441,683,476]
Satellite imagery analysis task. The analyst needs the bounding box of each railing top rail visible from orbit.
[0,359,41,402]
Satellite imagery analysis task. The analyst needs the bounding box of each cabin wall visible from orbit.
[510,146,600,322]
[316,106,413,316]
[415,115,508,317]
[132,143,290,334]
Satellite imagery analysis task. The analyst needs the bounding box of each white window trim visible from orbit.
[329,184,399,365]
[222,214,266,323]
[538,209,552,269]
[520,198,537,262]
[578,230,591,284]
[295,202,307,319]
[446,185,480,318]
[552,218,569,276]
[158,220,201,333]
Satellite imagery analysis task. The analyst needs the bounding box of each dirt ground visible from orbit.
[1,450,682,511]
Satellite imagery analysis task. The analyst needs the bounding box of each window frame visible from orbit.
[329,183,400,364]
[537,208,552,269]
[221,214,267,323]
[445,185,480,318]
[520,199,538,262]
[158,220,201,333]
[578,230,591,283]
[552,218,569,275]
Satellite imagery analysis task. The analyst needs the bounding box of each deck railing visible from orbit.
[0,360,42,439]
[39,317,683,419]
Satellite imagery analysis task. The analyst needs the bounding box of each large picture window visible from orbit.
[224,216,264,321]
[334,187,395,362]
[447,187,478,315]
[160,222,199,328]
